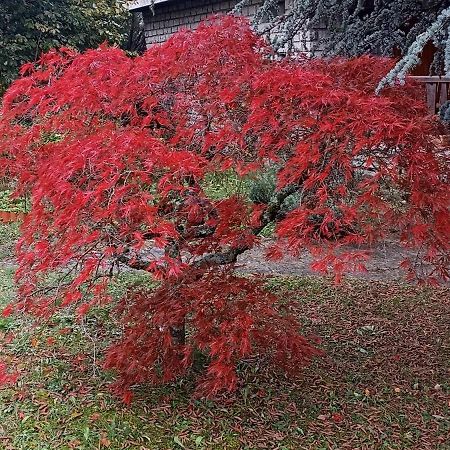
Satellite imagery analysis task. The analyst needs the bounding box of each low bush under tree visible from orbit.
[0,17,448,400]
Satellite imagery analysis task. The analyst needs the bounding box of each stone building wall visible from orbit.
[130,0,323,55]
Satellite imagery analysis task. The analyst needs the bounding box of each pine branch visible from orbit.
[376,5,450,93]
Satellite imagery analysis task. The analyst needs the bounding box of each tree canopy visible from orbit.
[0,17,448,398]
[0,0,130,92]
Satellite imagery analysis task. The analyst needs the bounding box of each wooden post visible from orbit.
[409,76,450,115]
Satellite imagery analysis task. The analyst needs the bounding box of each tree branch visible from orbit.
[193,182,301,269]
[116,183,301,272]
[116,252,152,271]
[256,182,300,232]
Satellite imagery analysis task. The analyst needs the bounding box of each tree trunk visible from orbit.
[170,322,186,346]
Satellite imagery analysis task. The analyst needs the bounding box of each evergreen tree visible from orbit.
[234,0,450,89]
[0,0,131,92]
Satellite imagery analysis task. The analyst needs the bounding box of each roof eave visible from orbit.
[128,0,170,11]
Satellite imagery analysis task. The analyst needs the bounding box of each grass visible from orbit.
[0,222,20,261]
[0,190,28,214]
[0,223,449,449]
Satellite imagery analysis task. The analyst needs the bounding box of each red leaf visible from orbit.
[76,303,90,317]
[331,412,344,423]
[2,304,14,317]
[122,390,133,405]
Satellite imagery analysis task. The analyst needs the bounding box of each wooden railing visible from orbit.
[409,76,450,115]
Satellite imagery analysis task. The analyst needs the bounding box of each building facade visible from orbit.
[128,0,324,54]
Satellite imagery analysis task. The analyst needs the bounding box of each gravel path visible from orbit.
[0,237,436,282]
[237,239,425,281]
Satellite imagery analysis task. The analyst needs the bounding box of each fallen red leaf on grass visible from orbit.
[58,327,72,335]
[122,390,133,405]
[331,412,344,423]
[1,304,14,317]
[90,412,101,422]
[0,361,19,386]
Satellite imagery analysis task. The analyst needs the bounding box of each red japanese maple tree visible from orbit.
[0,17,448,398]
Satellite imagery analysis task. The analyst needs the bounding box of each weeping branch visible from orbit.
[232,0,450,85]
[376,5,450,93]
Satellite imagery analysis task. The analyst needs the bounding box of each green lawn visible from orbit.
[0,223,449,450]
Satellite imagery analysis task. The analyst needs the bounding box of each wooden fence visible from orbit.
[409,76,450,115]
